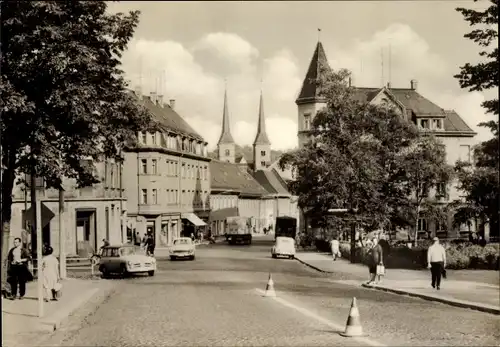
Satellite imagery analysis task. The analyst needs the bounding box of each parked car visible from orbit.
[272,236,296,259]
[99,245,156,277]
[170,237,196,260]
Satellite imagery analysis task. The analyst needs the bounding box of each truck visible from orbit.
[275,216,297,240]
[225,216,252,245]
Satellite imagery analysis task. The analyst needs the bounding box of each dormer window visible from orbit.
[152,132,157,145]
[420,119,429,129]
[140,132,147,144]
[304,113,311,131]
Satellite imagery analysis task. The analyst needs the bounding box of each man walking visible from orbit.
[427,237,446,290]
[7,237,31,300]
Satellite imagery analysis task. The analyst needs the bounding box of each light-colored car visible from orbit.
[272,236,296,259]
[99,245,156,277]
[169,237,196,260]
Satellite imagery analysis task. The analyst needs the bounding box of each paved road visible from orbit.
[50,239,499,346]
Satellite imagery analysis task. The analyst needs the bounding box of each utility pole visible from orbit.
[31,172,44,317]
[58,185,66,279]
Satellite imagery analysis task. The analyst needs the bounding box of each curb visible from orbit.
[361,283,500,315]
[295,257,335,274]
[39,284,115,331]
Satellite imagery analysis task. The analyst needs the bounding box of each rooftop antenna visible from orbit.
[388,42,392,88]
[380,47,384,87]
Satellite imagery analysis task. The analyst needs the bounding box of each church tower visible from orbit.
[217,86,236,163]
[296,40,332,148]
[252,90,271,171]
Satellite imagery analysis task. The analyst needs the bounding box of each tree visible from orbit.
[1,2,153,292]
[453,0,499,237]
[394,136,453,243]
[280,66,422,236]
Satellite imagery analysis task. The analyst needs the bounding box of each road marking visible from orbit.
[255,288,386,347]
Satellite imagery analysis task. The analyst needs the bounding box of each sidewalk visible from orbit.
[2,278,115,346]
[295,252,500,315]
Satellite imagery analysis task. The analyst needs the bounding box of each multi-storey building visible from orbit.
[8,159,125,257]
[209,87,299,234]
[295,40,477,239]
[123,93,211,248]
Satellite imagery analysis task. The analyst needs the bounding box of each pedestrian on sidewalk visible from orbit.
[330,237,341,261]
[42,246,60,302]
[427,237,446,290]
[6,237,31,300]
[366,237,384,285]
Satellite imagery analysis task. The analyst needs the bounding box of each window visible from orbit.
[432,119,442,130]
[459,145,471,163]
[182,190,186,205]
[204,166,208,180]
[152,189,157,204]
[420,119,429,129]
[152,132,157,145]
[260,150,266,156]
[436,220,447,231]
[436,182,447,197]
[181,163,185,177]
[152,159,157,174]
[224,149,230,156]
[304,113,311,130]
[174,162,178,176]
[141,159,147,174]
[141,132,147,144]
[417,218,428,231]
[187,164,191,179]
[110,166,114,188]
[141,189,148,204]
[261,161,266,167]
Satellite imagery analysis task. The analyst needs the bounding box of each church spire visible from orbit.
[295,40,332,105]
[253,90,270,146]
[217,84,235,145]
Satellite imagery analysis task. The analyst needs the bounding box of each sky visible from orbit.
[108,1,497,151]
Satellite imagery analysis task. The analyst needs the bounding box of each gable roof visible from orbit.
[252,169,291,197]
[140,95,205,142]
[296,41,331,105]
[210,160,269,197]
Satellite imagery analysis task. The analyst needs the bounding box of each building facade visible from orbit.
[9,159,125,258]
[295,40,477,239]
[123,94,211,248]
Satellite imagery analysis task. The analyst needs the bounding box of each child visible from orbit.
[42,246,60,302]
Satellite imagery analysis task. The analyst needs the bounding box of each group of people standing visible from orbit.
[5,238,61,302]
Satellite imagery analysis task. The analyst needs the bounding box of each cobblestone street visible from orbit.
[40,238,500,347]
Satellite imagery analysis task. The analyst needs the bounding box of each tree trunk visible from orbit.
[413,205,421,246]
[1,167,16,294]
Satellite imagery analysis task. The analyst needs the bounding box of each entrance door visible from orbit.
[76,209,97,257]
[146,220,155,242]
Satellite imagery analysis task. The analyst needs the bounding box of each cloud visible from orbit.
[121,34,301,151]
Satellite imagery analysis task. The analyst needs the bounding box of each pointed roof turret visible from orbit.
[217,86,235,145]
[253,90,270,146]
[296,40,332,105]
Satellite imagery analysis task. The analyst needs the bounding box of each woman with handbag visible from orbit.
[366,238,384,285]
[42,246,61,302]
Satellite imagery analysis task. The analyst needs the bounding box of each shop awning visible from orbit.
[181,213,206,226]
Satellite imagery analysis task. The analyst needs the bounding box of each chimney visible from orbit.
[348,77,352,87]
[387,82,391,89]
[169,99,176,110]
[410,79,418,91]
[157,95,164,107]
[150,91,157,104]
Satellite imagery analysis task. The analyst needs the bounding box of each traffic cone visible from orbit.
[264,273,276,297]
[340,297,364,337]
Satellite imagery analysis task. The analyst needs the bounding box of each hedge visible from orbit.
[336,241,499,270]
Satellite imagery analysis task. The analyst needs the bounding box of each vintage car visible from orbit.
[169,237,196,260]
[271,236,296,259]
[99,245,156,277]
